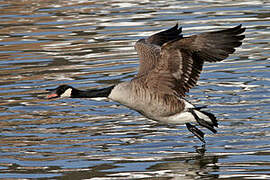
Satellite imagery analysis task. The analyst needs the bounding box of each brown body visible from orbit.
[109,24,245,124]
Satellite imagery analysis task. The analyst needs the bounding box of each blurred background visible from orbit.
[0,0,269,179]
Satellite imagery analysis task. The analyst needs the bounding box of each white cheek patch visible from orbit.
[60,88,72,98]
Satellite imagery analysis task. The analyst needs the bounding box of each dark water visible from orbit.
[0,0,270,179]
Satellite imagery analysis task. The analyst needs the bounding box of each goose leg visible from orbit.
[186,123,205,143]
[195,144,206,155]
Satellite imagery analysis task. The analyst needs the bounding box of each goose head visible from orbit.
[46,85,74,99]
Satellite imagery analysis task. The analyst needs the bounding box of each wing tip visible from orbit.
[231,24,246,34]
[170,22,182,33]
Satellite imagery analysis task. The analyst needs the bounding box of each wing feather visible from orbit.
[135,24,183,75]
[137,25,245,97]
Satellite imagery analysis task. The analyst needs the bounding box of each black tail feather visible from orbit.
[189,108,218,133]
[200,110,218,127]
[194,106,218,127]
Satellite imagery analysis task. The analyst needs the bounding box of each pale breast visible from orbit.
[108,81,185,121]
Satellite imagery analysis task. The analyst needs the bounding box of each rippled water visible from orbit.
[0,0,270,179]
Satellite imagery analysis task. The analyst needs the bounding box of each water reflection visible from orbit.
[0,0,270,179]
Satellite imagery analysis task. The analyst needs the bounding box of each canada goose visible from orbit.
[47,24,245,143]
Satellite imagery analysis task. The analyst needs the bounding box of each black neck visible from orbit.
[71,85,115,98]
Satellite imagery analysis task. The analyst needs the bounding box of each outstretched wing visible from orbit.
[140,25,246,97]
[135,24,183,75]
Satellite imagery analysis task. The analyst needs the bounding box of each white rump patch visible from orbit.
[165,112,196,124]
[183,99,195,109]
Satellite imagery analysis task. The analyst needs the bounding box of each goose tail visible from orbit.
[189,107,218,133]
